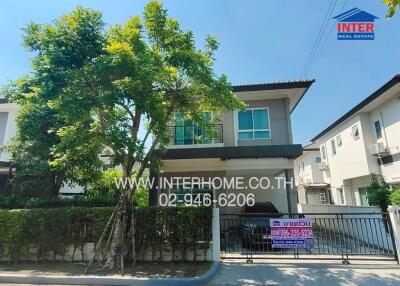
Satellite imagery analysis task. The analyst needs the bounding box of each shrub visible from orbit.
[85,169,149,208]
[390,187,400,206]
[367,174,391,211]
[85,169,122,199]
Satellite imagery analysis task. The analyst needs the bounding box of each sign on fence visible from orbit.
[270,219,314,249]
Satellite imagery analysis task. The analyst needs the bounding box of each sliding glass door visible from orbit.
[174,113,212,145]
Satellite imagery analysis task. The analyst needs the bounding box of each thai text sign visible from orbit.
[270,219,314,249]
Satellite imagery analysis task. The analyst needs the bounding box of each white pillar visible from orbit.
[212,207,220,262]
[388,205,400,262]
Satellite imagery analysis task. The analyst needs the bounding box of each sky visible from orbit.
[1,0,399,145]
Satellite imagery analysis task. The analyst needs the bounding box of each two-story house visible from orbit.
[149,80,315,213]
[296,75,400,207]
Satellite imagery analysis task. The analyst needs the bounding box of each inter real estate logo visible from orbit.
[332,7,379,40]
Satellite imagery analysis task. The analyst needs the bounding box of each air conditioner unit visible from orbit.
[320,162,329,170]
[369,142,388,156]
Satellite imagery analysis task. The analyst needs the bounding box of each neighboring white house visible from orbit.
[296,75,400,207]
[294,142,330,205]
[0,99,84,195]
[0,100,18,191]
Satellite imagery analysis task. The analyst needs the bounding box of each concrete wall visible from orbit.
[0,242,213,262]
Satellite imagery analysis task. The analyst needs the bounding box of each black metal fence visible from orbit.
[168,124,223,145]
[220,213,398,263]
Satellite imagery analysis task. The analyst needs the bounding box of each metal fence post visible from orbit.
[212,207,221,262]
[388,205,400,263]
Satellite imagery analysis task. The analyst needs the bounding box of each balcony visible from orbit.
[168,124,223,146]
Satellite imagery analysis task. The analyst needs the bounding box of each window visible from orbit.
[337,188,345,205]
[351,125,360,140]
[0,112,8,145]
[315,157,321,163]
[374,121,382,139]
[320,145,326,160]
[330,139,336,155]
[238,108,270,139]
[359,187,369,206]
[336,135,342,147]
[319,191,327,204]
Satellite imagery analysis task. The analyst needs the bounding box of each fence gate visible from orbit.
[219,212,399,263]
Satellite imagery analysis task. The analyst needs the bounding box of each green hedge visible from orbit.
[0,196,117,209]
[135,207,212,262]
[0,207,112,263]
[0,206,212,263]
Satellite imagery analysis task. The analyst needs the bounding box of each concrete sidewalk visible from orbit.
[207,260,400,286]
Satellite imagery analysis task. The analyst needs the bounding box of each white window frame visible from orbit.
[336,134,342,147]
[320,145,326,160]
[237,107,271,140]
[351,125,360,140]
[319,191,327,204]
[374,120,382,139]
[330,139,336,155]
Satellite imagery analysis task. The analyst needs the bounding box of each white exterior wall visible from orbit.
[319,114,377,188]
[294,150,324,186]
[314,112,389,206]
[0,103,18,162]
[369,96,400,184]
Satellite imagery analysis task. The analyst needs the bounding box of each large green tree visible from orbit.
[384,0,400,17]
[4,76,102,197]
[8,1,243,271]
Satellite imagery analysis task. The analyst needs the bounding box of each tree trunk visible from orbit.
[50,172,61,198]
[105,164,135,271]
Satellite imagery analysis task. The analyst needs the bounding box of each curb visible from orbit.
[0,262,220,286]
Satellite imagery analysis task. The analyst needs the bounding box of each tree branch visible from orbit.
[116,102,136,125]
